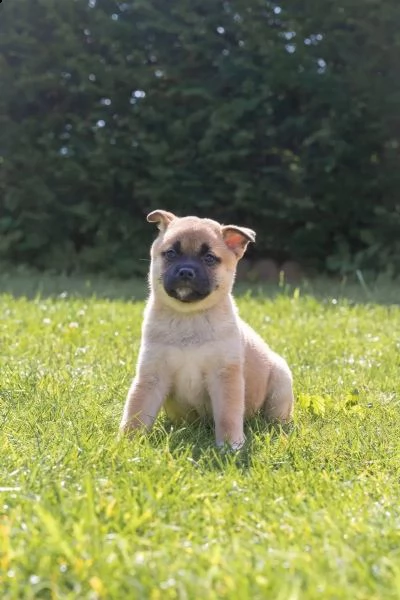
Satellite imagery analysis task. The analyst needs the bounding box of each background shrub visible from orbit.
[1,0,399,276]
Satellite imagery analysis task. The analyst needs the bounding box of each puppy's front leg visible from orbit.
[119,371,169,434]
[207,364,245,449]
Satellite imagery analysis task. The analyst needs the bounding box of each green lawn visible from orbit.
[1,270,400,599]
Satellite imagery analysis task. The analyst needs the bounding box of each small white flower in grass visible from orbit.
[75,347,88,355]
[135,553,145,565]
[69,322,79,329]
[160,578,176,590]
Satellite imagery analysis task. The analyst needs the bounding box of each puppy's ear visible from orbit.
[222,225,256,258]
[147,210,176,232]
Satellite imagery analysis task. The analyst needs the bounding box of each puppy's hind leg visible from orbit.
[263,357,294,424]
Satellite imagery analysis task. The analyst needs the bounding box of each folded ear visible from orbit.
[146,210,176,232]
[222,225,256,258]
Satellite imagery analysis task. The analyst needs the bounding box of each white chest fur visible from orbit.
[165,341,234,409]
[140,299,242,414]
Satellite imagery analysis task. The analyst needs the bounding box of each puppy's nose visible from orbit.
[177,267,195,280]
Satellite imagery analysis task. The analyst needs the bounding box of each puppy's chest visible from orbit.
[167,344,219,405]
[165,340,242,413]
[146,312,241,406]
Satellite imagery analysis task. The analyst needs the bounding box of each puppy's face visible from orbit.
[147,210,255,312]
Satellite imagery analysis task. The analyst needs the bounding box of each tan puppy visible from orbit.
[120,210,294,448]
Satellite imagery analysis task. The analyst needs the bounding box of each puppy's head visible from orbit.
[147,210,255,312]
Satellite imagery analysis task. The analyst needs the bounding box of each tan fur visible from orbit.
[120,211,294,448]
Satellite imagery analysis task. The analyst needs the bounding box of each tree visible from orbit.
[1,0,399,275]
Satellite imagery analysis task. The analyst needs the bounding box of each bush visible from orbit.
[1,0,399,276]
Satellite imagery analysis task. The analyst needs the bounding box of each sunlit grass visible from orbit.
[0,272,399,599]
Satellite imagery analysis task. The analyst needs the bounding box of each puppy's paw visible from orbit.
[216,439,245,453]
[118,420,141,438]
[118,425,130,439]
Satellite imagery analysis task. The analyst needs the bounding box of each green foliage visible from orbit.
[1,0,400,275]
[1,276,400,598]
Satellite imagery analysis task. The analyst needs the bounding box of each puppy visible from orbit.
[120,210,294,448]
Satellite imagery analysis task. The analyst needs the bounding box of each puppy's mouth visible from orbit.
[166,285,210,303]
[162,261,213,303]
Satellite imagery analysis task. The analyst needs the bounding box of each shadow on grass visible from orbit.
[1,264,399,305]
[146,417,296,472]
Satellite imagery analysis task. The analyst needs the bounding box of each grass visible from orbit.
[0,269,400,599]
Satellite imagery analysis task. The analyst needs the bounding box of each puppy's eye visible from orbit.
[203,252,218,266]
[164,248,177,260]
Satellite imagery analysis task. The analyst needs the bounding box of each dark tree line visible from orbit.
[1,0,399,276]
